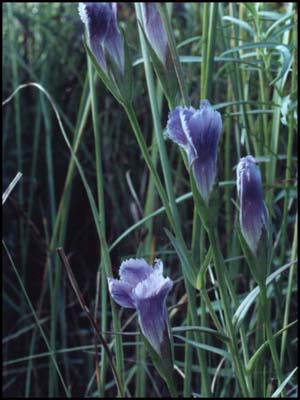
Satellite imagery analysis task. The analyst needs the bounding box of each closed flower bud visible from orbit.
[79,2,124,74]
[141,4,168,65]
[237,155,268,255]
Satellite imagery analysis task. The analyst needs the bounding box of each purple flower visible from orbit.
[141,4,168,64]
[167,100,222,203]
[108,258,173,355]
[237,155,268,254]
[79,2,124,73]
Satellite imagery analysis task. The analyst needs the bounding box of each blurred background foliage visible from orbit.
[2,2,297,397]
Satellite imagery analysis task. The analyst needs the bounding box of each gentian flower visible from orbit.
[108,258,173,355]
[237,155,268,255]
[78,2,124,74]
[140,4,168,64]
[167,100,222,204]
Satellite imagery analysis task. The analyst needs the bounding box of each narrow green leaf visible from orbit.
[233,261,296,328]
[271,367,298,397]
[222,16,256,35]
[174,335,230,359]
[265,12,294,39]
[164,228,197,287]
[172,326,229,342]
[246,320,298,373]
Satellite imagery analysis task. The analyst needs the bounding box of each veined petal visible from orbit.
[79,3,113,71]
[119,258,153,287]
[107,278,135,308]
[79,2,124,74]
[103,3,124,73]
[133,272,173,354]
[192,157,216,205]
[167,100,222,203]
[188,100,222,163]
[167,106,197,164]
[237,155,268,254]
[79,3,112,41]
[141,4,168,64]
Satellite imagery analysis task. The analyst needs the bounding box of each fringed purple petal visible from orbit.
[192,157,216,204]
[133,271,173,354]
[237,155,268,254]
[167,100,222,203]
[167,106,198,164]
[141,4,168,64]
[79,3,112,71]
[89,39,106,72]
[79,3,112,42]
[107,278,135,308]
[119,258,152,287]
[188,100,222,164]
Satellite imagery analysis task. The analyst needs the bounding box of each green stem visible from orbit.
[88,57,125,397]
[165,374,178,397]
[125,103,170,210]
[259,283,284,391]
[191,212,211,396]
[207,227,250,397]
[201,3,218,99]
[280,213,298,364]
[255,301,266,396]
[280,17,297,262]
[183,311,193,397]
[135,3,181,227]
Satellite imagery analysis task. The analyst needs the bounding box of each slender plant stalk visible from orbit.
[206,226,250,397]
[280,213,298,365]
[100,263,109,397]
[135,4,181,227]
[265,3,294,210]
[87,57,125,396]
[135,79,162,400]
[192,213,212,396]
[7,2,26,324]
[183,311,193,397]
[254,297,266,396]
[201,3,218,100]
[201,3,209,98]
[280,15,297,262]
[25,73,91,397]
[3,240,71,398]
[258,283,284,388]
[57,248,123,396]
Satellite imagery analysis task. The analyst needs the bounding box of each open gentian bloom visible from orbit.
[167,100,222,204]
[108,258,173,355]
[140,4,168,65]
[78,2,124,74]
[237,155,268,255]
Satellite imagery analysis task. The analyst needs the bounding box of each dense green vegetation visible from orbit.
[3,3,298,398]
